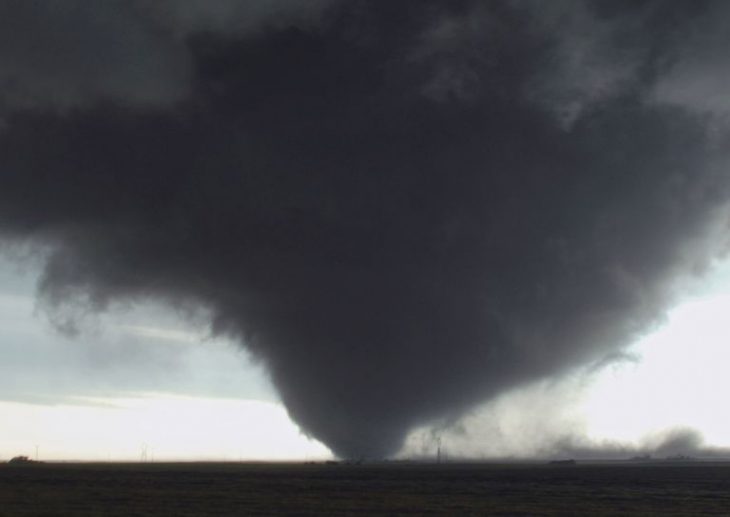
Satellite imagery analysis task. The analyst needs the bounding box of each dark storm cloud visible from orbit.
[1,1,729,458]
[0,0,333,111]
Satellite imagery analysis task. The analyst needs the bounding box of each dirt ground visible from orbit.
[1,461,729,515]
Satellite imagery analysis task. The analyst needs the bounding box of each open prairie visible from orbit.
[1,461,730,515]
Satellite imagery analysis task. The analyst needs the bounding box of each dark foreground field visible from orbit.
[1,461,730,516]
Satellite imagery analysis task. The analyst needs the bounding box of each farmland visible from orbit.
[1,461,729,515]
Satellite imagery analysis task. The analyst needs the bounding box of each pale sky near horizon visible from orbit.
[2,254,730,461]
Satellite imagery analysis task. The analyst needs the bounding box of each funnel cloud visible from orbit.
[1,1,729,458]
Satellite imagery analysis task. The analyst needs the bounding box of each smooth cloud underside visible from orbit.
[1,1,730,458]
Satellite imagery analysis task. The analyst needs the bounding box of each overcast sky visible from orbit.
[2,1,730,461]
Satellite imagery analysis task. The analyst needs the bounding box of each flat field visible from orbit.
[1,461,729,515]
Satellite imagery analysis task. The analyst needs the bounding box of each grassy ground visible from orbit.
[1,461,730,515]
